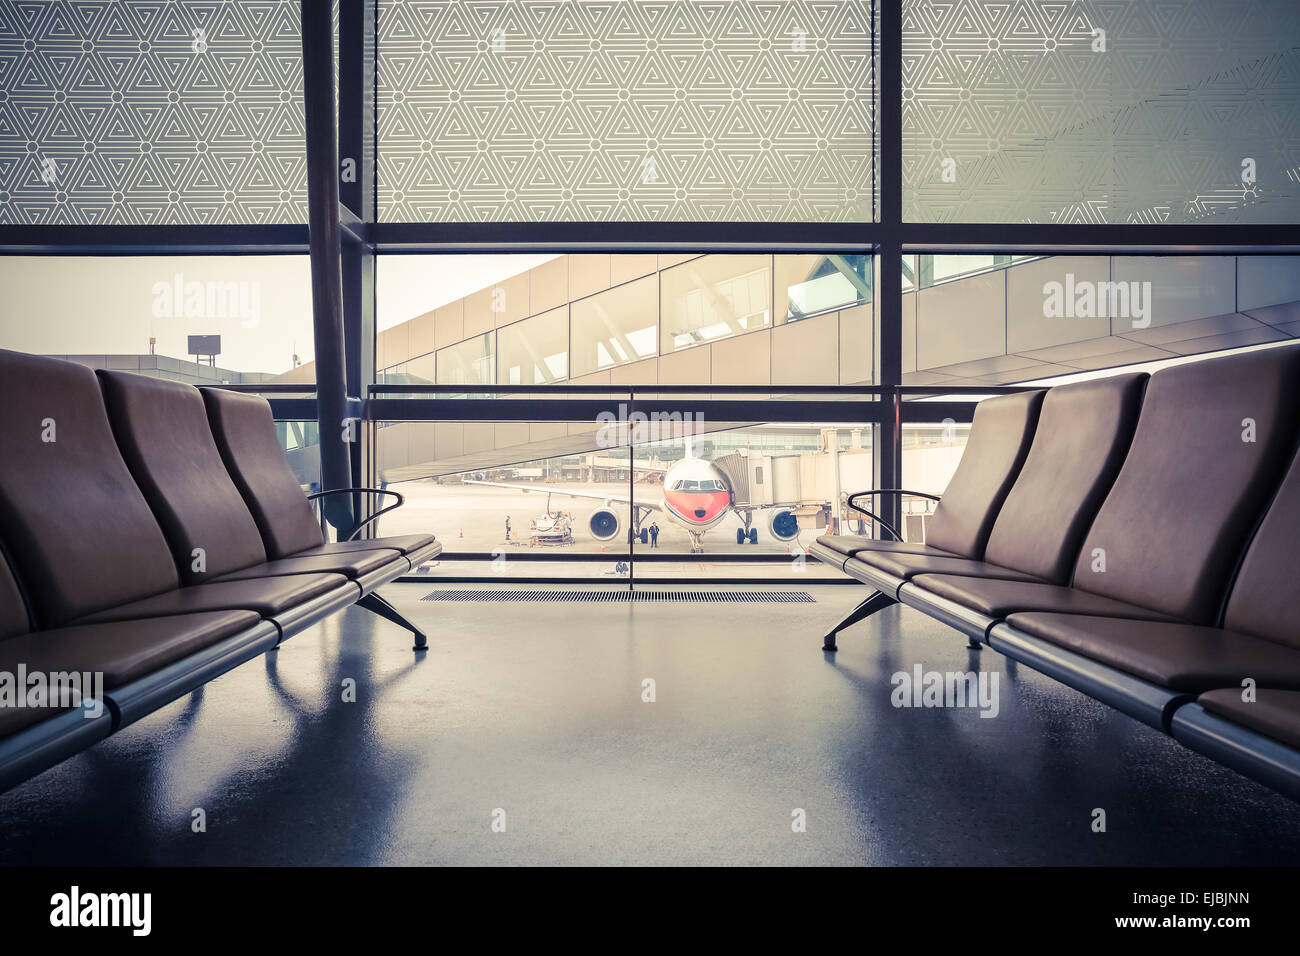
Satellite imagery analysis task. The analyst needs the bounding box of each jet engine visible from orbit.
[588,507,622,541]
[768,508,800,543]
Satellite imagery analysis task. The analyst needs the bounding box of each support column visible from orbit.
[875,0,903,538]
[339,0,377,499]
[301,0,354,534]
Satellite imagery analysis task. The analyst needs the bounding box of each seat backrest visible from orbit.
[201,388,325,559]
[0,548,31,643]
[1223,440,1300,650]
[983,372,1147,583]
[99,371,269,584]
[923,390,1045,558]
[1072,344,1300,624]
[0,350,181,628]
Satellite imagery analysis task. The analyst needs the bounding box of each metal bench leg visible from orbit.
[357,592,428,651]
[823,590,897,651]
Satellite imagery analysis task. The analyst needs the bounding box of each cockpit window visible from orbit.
[670,478,723,492]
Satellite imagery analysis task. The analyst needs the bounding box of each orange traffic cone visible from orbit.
[458,529,463,538]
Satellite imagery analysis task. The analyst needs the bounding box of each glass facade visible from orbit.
[375,418,874,574]
[903,0,1300,224]
[0,0,309,225]
[376,0,877,222]
[436,332,494,386]
[3,0,1298,581]
[0,254,316,382]
[374,253,877,389]
[905,254,1300,386]
[497,307,569,385]
[660,255,771,353]
[569,273,659,378]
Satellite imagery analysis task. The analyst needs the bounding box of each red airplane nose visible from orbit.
[664,488,730,525]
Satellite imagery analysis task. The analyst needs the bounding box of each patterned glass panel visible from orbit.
[0,0,307,225]
[903,0,1300,223]
[378,0,876,222]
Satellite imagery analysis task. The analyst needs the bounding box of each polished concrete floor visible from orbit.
[3,582,1299,866]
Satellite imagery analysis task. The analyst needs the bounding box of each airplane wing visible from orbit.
[463,479,662,511]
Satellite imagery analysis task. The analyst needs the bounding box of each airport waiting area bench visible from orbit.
[0,350,441,793]
[812,343,1300,803]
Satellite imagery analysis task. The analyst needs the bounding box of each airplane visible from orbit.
[464,452,803,553]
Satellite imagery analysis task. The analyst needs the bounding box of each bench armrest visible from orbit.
[308,487,405,542]
[843,488,943,543]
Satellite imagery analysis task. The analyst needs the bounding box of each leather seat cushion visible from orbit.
[0,350,182,628]
[295,534,437,557]
[911,574,1174,622]
[1006,613,1300,692]
[1221,441,1300,651]
[980,373,1147,583]
[213,549,402,582]
[923,390,1045,558]
[0,556,29,643]
[1065,346,1300,624]
[856,550,1042,583]
[73,573,348,624]
[1198,688,1300,751]
[98,371,269,584]
[0,610,259,738]
[815,535,941,559]
[201,389,326,559]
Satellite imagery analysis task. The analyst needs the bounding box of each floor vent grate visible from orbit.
[421,589,816,604]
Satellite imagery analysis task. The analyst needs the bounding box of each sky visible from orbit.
[376,254,559,333]
[0,253,557,375]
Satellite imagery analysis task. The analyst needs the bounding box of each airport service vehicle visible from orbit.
[529,511,574,546]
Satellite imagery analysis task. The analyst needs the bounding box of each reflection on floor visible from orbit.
[2,583,1298,865]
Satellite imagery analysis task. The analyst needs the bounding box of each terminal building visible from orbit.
[1,0,1300,893]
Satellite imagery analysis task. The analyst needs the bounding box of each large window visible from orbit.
[905,254,1300,386]
[374,253,877,389]
[778,253,870,320]
[0,0,309,225]
[5,0,1299,586]
[498,308,569,385]
[660,255,771,353]
[903,0,1300,223]
[0,254,316,382]
[436,332,494,386]
[374,417,874,577]
[376,0,877,222]
[569,273,659,378]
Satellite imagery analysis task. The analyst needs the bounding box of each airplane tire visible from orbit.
[639,529,648,545]
[748,528,758,545]
[736,528,745,545]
